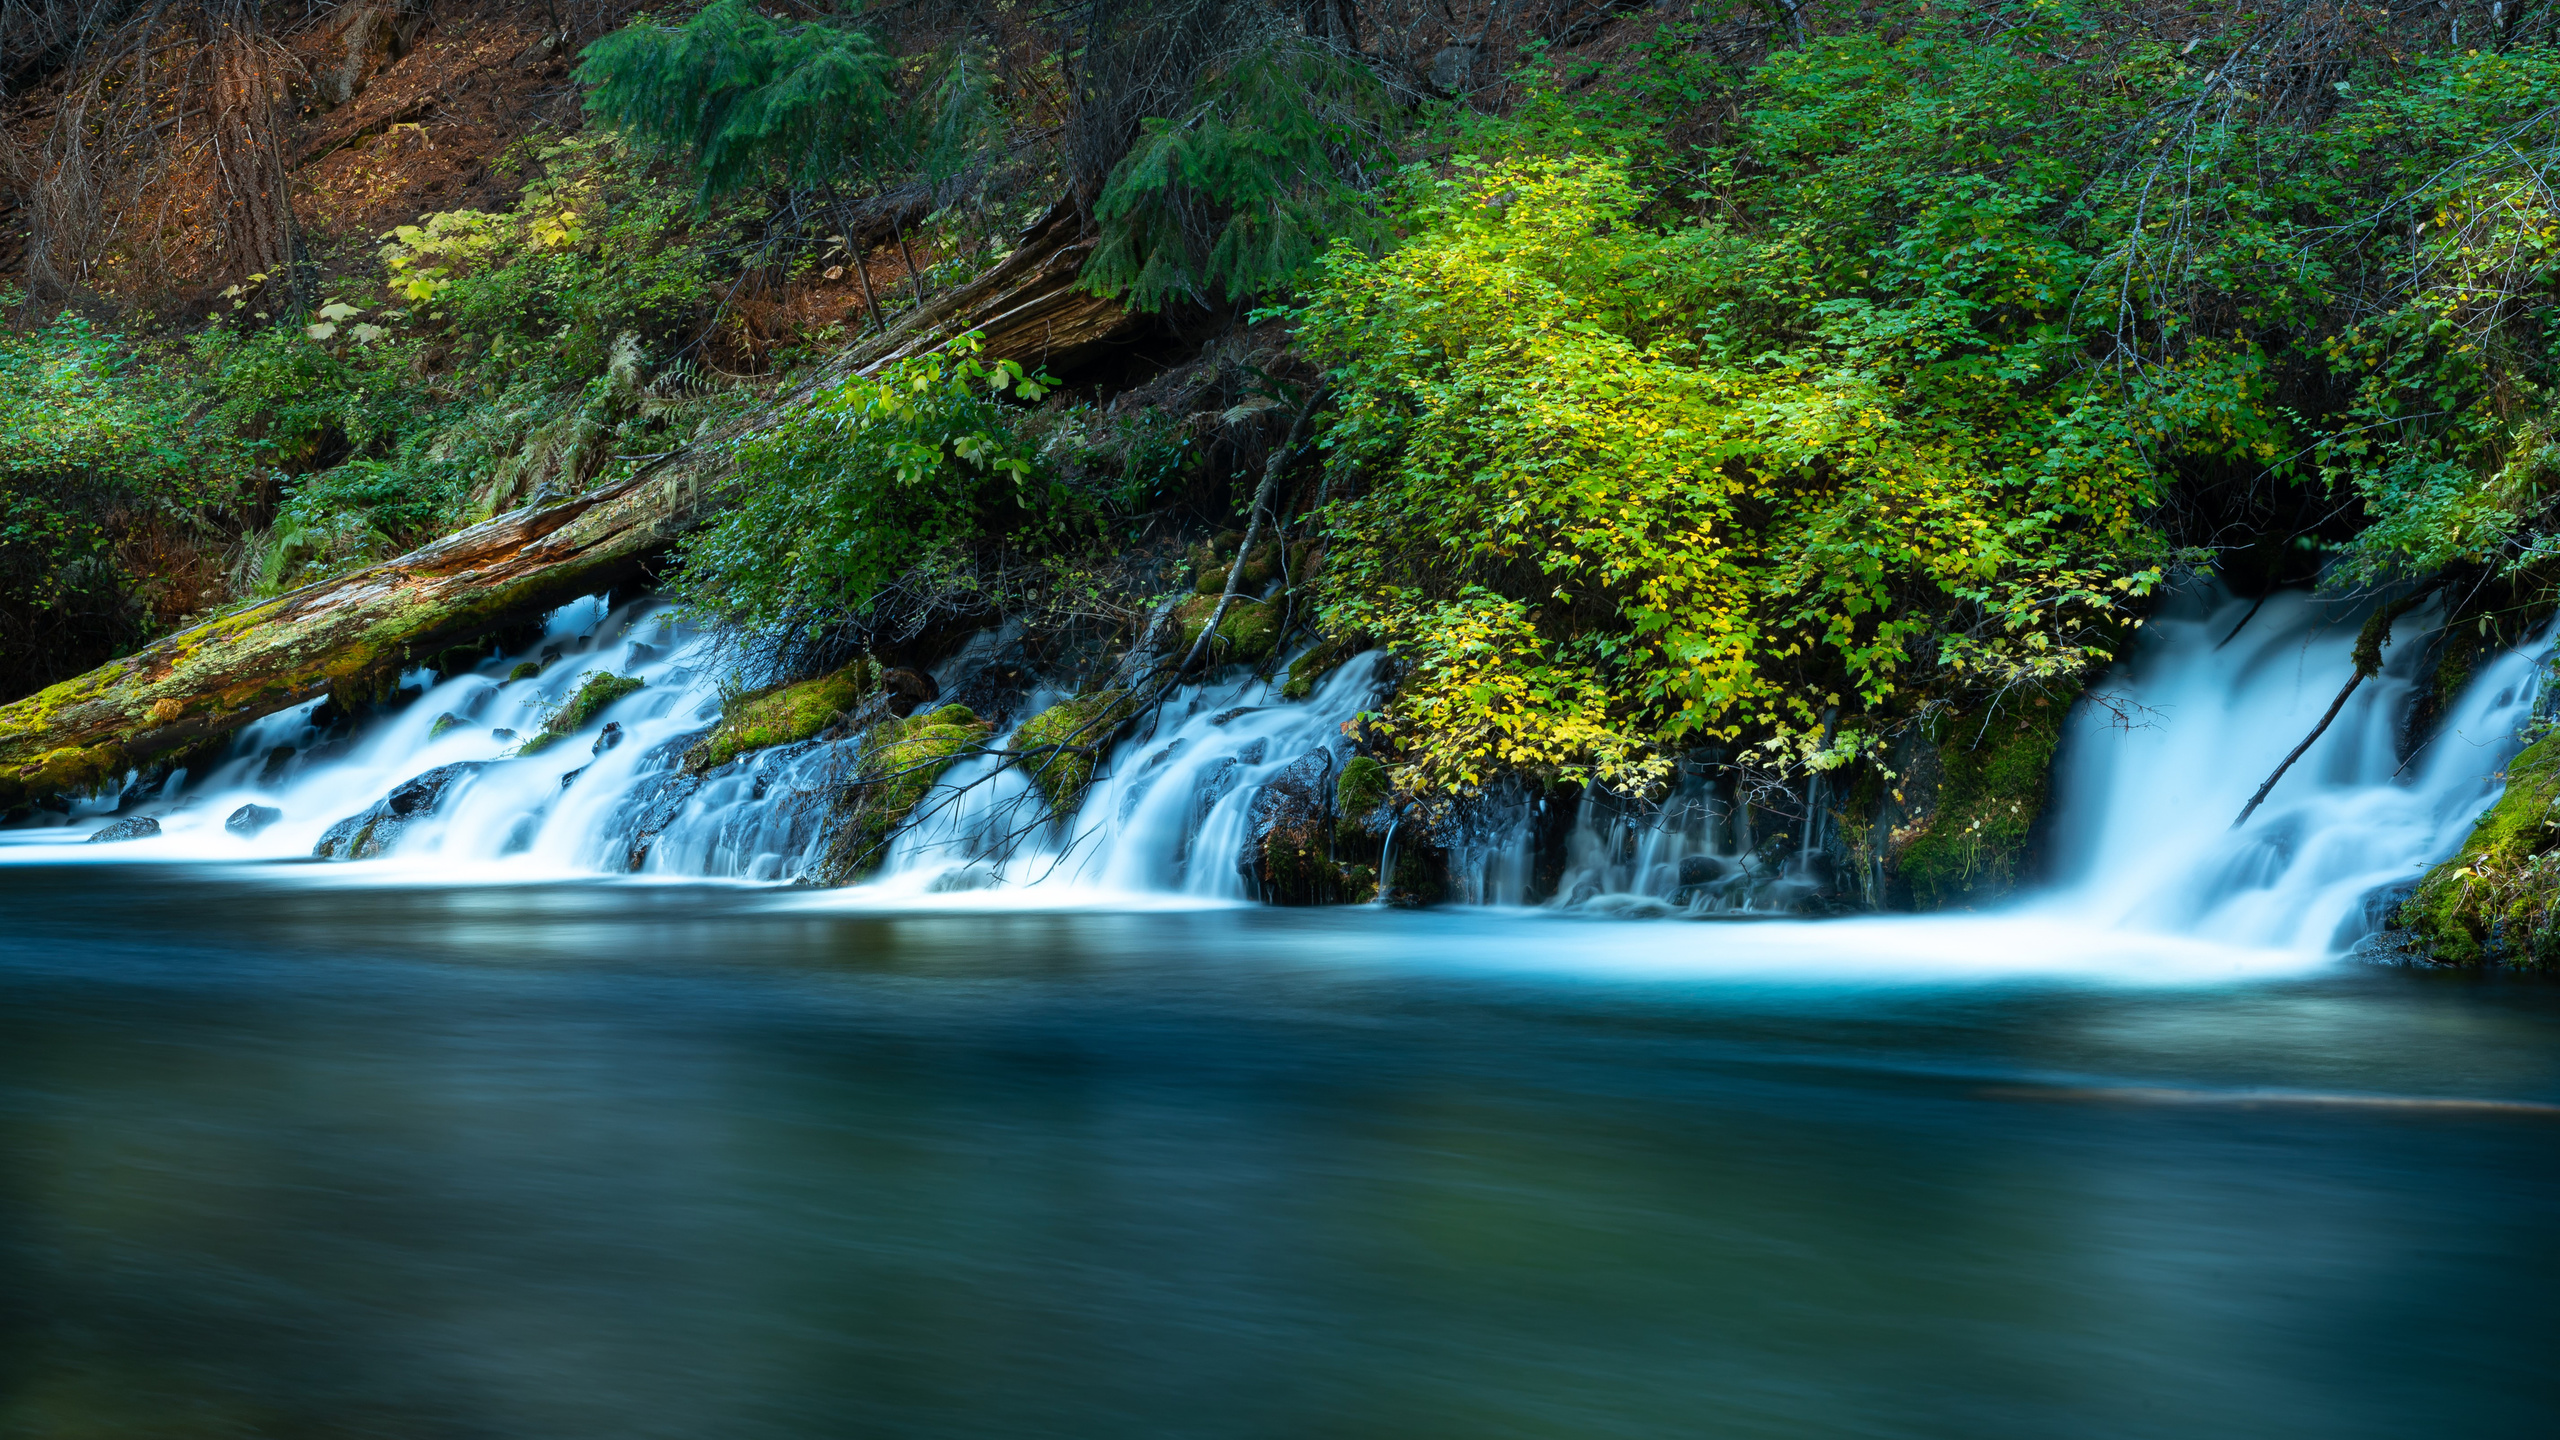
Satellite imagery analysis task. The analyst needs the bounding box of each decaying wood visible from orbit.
[845,201,1145,379]
[0,199,1139,814]
[0,447,720,814]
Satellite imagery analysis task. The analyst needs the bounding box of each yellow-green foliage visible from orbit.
[1892,693,2075,911]
[683,661,873,774]
[828,704,993,878]
[1012,689,1141,815]
[2399,732,2560,967]
[1302,151,2165,805]
[518,672,645,756]
[1176,594,1280,663]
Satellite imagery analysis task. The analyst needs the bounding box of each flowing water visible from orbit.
[2,586,2557,1436]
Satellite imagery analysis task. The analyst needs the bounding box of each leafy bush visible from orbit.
[578,0,895,201]
[0,310,261,694]
[377,134,707,386]
[1302,149,2164,801]
[671,334,1053,632]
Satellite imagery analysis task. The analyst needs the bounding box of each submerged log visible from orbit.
[0,199,1137,816]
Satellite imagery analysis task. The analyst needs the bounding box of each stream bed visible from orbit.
[2,862,2554,1438]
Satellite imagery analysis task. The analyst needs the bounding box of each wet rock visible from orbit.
[1678,854,1730,887]
[85,816,161,844]
[518,673,645,756]
[684,664,873,774]
[592,721,625,755]
[506,661,542,683]
[314,761,487,860]
[880,667,942,718]
[559,766,589,790]
[258,745,297,782]
[625,643,662,668]
[427,712,467,741]
[491,727,519,743]
[388,762,481,816]
[224,804,284,838]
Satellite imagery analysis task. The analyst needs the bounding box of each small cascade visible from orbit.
[4,582,2550,957]
[1,595,1396,899]
[2032,587,2551,951]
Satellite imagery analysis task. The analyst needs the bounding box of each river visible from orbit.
[2,862,2555,1438]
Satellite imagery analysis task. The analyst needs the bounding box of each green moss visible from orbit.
[507,660,543,683]
[1012,690,1141,815]
[517,672,645,756]
[2398,731,2560,967]
[6,743,126,807]
[1283,632,1360,700]
[1893,692,2074,911]
[1176,594,1280,664]
[683,661,875,774]
[1336,754,1390,817]
[824,704,995,880]
[1192,541,1282,595]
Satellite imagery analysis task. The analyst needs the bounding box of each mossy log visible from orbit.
[0,208,1132,818]
[0,452,719,815]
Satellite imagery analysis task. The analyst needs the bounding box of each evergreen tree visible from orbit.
[576,0,897,202]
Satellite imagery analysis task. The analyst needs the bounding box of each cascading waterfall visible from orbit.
[4,582,2548,957]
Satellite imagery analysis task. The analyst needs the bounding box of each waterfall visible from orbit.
[3,584,2547,957]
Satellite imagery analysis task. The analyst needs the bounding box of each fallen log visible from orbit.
[0,203,1138,816]
[0,447,719,815]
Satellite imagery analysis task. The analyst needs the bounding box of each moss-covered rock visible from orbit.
[506,660,543,683]
[517,673,645,756]
[1192,540,1285,595]
[1283,631,1361,700]
[2396,732,2560,966]
[1336,753,1392,821]
[1175,594,1280,664]
[1890,692,2073,910]
[682,661,874,775]
[821,704,995,881]
[1011,689,1141,816]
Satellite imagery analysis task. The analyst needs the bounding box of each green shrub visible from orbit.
[671,334,1053,631]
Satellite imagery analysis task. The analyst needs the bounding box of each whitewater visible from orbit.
[2,583,2545,979]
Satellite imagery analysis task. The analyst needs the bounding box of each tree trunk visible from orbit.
[208,22,307,308]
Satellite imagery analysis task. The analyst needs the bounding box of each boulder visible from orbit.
[313,760,487,860]
[1011,690,1142,816]
[517,673,645,756]
[683,662,873,774]
[85,816,162,844]
[1677,854,1730,887]
[224,804,284,838]
[880,667,941,718]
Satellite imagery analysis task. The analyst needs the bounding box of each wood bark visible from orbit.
[0,202,1140,814]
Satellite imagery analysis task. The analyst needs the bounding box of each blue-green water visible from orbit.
[2,862,2555,1438]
